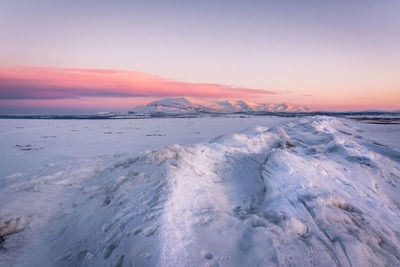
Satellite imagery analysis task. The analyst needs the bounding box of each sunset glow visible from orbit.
[1,2,400,265]
[0,1,399,113]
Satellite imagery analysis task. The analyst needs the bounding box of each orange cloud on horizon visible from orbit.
[0,66,276,100]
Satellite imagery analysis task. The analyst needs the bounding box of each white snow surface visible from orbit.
[0,116,400,267]
[130,97,311,114]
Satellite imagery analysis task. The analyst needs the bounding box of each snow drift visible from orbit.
[1,116,399,266]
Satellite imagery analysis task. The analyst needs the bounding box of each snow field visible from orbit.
[0,116,399,266]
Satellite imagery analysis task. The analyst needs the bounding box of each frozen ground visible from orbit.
[0,116,291,179]
[0,116,399,266]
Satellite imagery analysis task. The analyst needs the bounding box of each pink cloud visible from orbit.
[0,66,276,100]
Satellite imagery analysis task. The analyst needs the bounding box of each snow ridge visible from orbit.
[158,117,400,266]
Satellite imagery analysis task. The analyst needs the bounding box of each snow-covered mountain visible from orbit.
[129,97,311,115]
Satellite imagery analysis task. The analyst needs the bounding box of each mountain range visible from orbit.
[129,97,312,115]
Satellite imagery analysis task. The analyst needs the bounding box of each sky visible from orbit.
[0,0,399,114]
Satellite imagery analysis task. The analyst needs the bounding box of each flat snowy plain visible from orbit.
[0,115,399,266]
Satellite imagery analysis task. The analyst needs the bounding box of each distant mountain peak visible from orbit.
[130,97,312,115]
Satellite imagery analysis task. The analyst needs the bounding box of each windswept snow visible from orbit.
[1,116,400,266]
[130,97,311,115]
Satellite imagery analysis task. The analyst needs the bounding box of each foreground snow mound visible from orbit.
[1,116,400,266]
[130,97,311,115]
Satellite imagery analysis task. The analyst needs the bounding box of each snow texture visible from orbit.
[0,116,399,267]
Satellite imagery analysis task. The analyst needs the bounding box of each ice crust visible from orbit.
[0,116,399,266]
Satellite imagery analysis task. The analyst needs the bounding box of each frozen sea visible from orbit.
[0,115,399,266]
